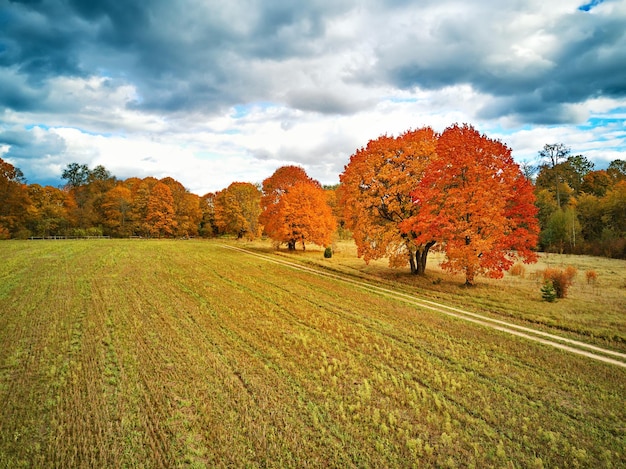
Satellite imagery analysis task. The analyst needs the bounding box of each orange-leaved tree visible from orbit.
[146,181,177,238]
[214,182,262,239]
[339,127,438,274]
[26,184,75,237]
[102,184,133,237]
[160,177,202,237]
[260,166,334,250]
[402,124,539,285]
[276,181,336,250]
[0,157,31,238]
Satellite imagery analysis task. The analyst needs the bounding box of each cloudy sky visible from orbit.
[1,0,625,194]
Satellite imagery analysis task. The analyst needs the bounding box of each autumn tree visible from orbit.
[145,182,177,237]
[129,177,159,236]
[260,166,317,249]
[214,182,262,239]
[260,166,334,250]
[61,163,116,230]
[0,158,31,238]
[537,143,570,208]
[599,180,626,257]
[199,192,217,237]
[160,177,202,237]
[403,124,539,286]
[581,170,612,197]
[102,184,133,237]
[26,184,74,237]
[275,181,336,250]
[339,127,438,274]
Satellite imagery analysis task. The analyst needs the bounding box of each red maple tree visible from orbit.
[401,124,539,285]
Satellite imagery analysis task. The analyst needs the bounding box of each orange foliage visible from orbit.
[0,158,31,237]
[543,266,577,298]
[339,128,438,274]
[402,124,539,285]
[277,181,336,250]
[27,184,75,237]
[214,182,262,239]
[146,182,177,238]
[261,166,334,250]
[102,185,133,236]
[585,269,598,284]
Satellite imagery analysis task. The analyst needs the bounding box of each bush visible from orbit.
[585,270,598,285]
[542,266,577,299]
[324,247,333,258]
[509,263,526,277]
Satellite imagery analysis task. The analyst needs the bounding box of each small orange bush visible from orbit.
[542,266,577,299]
[509,263,526,277]
[585,270,598,285]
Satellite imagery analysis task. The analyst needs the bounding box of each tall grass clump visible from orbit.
[509,263,526,277]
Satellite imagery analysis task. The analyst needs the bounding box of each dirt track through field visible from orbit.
[222,245,626,369]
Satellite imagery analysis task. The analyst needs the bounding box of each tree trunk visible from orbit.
[409,241,436,275]
[287,240,296,250]
[464,265,475,286]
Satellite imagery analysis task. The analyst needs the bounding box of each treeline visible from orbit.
[0,159,336,244]
[1,133,625,263]
[0,161,212,239]
[532,144,626,258]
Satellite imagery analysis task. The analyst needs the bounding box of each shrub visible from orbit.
[585,269,598,285]
[542,266,577,299]
[541,280,557,302]
[509,263,526,277]
[324,247,333,258]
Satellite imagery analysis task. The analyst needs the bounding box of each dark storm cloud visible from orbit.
[1,0,624,124]
[0,1,86,80]
[0,0,351,115]
[377,1,626,123]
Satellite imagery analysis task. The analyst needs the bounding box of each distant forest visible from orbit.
[1,146,625,260]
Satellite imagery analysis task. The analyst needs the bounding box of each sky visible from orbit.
[1,0,625,195]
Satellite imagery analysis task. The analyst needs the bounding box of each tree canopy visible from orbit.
[339,127,438,274]
[401,124,539,285]
[214,182,262,240]
[261,166,334,250]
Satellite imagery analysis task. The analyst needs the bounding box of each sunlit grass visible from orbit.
[0,239,624,467]
[270,239,626,352]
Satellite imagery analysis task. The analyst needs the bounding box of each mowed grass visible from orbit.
[0,239,624,468]
[284,240,626,353]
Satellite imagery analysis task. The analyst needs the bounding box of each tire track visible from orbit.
[221,244,626,369]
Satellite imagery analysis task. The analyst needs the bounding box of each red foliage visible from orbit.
[402,124,539,285]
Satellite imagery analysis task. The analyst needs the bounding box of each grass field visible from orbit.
[288,240,626,353]
[0,239,624,468]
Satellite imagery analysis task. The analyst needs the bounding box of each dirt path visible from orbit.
[222,244,626,369]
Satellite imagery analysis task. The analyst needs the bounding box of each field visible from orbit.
[0,239,624,468]
[288,240,626,353]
